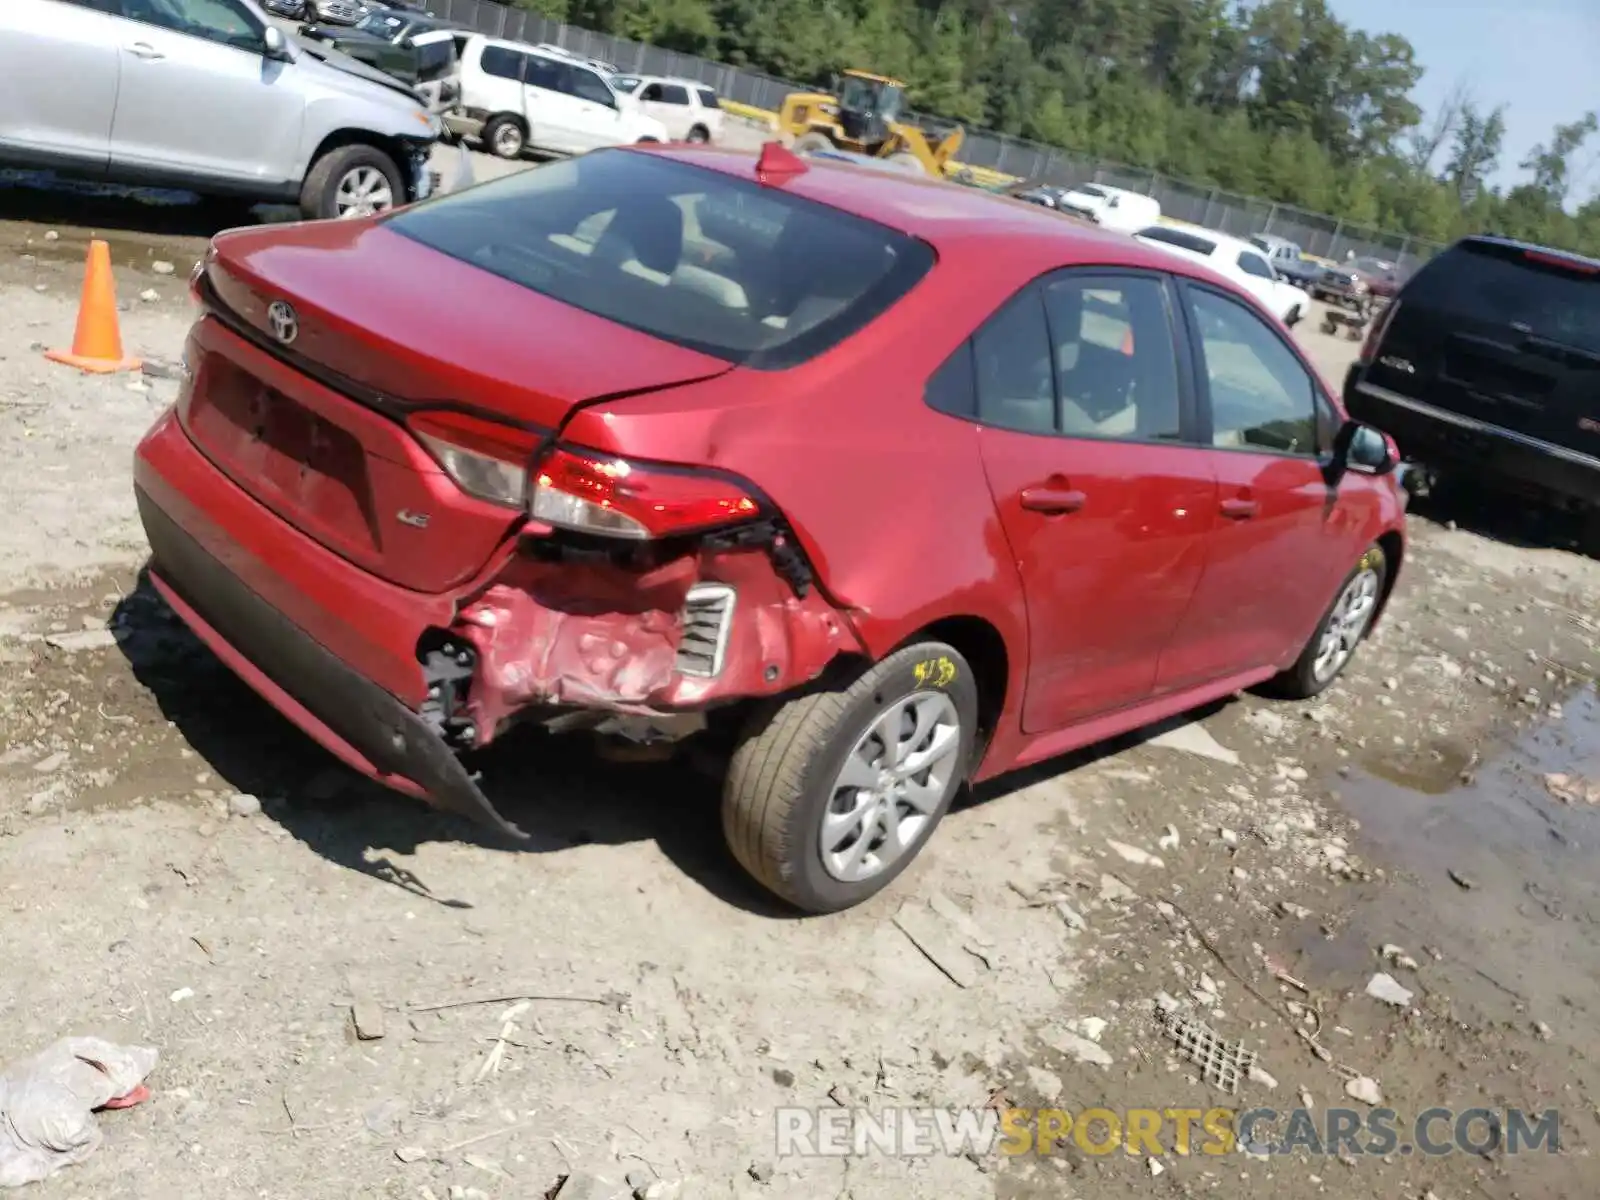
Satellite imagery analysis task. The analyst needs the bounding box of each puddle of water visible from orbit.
[1297,687,1600,1014]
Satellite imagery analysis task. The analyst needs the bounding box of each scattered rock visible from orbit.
[1098,874,1137,903]
[351,996,385,1041]
[226,792,261,818]
[1365,973,1414,1008]
[1157,825,1180,852]
[1054,901,1087,931]
[169,987,194,1003]
[1106,839,1164,868]
[43,628,121,652]
[1345,1076,1384,1106]
[1381,944,1419,971]
[770,1067,794,1088]
[1070,1016,1107,1042]
[151,260,176,275]
[746,1161,774,1184]
[1027,1065,1063,1101]
[1148,1156,1165,1176]
[1277,901,1313,920]
[1544,772,1600,805]
[1447,869,1475,890]
[395,1146,428,1163]
[1534,1021,1553,1041]
[43,231,59,241]
[141,356,187,382]
[31,752,68,774]
[139,288,160,303]
[1041,1028,1113,1067]
[1219,827,1240,848]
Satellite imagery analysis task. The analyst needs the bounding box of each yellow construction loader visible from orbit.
[777,69,967,179]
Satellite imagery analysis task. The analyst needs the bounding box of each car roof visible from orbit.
[1148,225,1260,257]
[640,146,1243,279]
[629,74,711,88]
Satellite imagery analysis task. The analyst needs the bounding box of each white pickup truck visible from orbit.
[1056,183,1162,233]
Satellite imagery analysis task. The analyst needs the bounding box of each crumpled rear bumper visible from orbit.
[137,485,527,841]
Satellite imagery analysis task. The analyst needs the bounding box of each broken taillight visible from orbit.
[532,445,762,540]
[408,410,541,509]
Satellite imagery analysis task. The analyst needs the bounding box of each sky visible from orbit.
[1330,0,1600,195]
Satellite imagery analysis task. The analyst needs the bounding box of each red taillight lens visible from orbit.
[1524,248,1600,274]
[1358,299,1399,365]
[532,445,762,540]
[408,410,541,509]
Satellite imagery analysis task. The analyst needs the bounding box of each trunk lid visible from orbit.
[1366,239,1600,452]
[186,220,732,593]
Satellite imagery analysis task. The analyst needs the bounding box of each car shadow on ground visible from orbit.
[1406,481,1591,556]
[111,566,790,916]
[113,565,1242,918]
[1,171,286,240]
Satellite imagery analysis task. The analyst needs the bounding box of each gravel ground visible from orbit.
[2,195,1600,1200]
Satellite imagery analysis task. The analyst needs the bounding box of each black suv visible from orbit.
[1344,235,1600,544]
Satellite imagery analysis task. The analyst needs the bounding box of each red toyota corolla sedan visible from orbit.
[132,143,1406,914]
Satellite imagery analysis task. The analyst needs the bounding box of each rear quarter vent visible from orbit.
[674,583,737,677]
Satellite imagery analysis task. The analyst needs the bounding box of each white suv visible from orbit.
[449,36,667,159]
[607,74,723,144]
[0,0,442,220]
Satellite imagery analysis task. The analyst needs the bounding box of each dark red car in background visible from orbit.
[133,143,1407,914]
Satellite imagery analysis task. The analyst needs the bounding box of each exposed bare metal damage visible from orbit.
[432,537,865,748]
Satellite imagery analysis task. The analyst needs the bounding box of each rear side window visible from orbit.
[1404,242,1600,354]
[386,150,936,370]
[1237,251,1274,280]
[479,45,524,81]
[567,66,615,106]
[1140,227,1216,256]
[657,84,691,105]
[525,55,563,91]
[1043,276,1182,442]
[697,88,720,109]
[972,290,1055,433]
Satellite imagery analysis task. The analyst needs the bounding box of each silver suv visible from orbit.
[0,0,443,220]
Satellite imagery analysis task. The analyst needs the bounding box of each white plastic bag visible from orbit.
[0,1037,158,1188]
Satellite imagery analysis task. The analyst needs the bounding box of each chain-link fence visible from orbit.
[426,0,1442,271]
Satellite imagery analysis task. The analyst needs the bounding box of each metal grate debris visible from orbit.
[1156,1008,1257,1095]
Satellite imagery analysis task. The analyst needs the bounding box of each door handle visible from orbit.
[1220,497,1258,519]
[125,41,165,59]
[1019,486,1087,515]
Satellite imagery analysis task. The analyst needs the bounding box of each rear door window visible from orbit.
[1237,251,1275,280]
[657,84,691,105]
[386,149,936,370]
[524,55,563,92]
[696,88,720,109]
[1042,275,1183,442]
[1405,242,1600,354]
[567,65,616,107]
[479,44,525,81]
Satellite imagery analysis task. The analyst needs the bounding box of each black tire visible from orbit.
[792,132,835,155]
[636,136,661,144]
[481,114,526,159]
[1284,304,1303,328]
[686,124,710,144]
[1265,543,1388,700]
[723,641,979,914]
[298,143,404,221]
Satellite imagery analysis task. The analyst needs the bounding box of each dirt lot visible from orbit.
[4,177,1600,1200]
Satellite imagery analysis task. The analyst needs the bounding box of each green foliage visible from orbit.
[561,0,1600,256]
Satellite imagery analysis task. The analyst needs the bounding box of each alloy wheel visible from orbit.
[333,166,394,218]
[1313,565,1380,682]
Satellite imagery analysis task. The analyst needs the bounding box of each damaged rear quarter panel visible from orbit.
[452,538,863,742]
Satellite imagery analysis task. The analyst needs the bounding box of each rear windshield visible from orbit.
[1137,226,1216,256]
[1076,185,1107,199]
[386,150,936,370]
[1404,241,1600,354]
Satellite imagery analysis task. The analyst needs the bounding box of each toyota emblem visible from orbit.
[267,300,298,345]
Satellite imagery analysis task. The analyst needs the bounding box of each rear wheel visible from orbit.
[299,144,404,221]
[1266,544,1387,699]
[1284,304,1303,328]
[722,642,978,914]
[686,124,710,144]
[482,114,526,159]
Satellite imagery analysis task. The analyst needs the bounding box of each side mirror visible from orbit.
[262,25,290,60]
[1331,420,1398,481]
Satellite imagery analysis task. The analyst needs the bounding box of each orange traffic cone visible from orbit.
[45,239,141,374]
